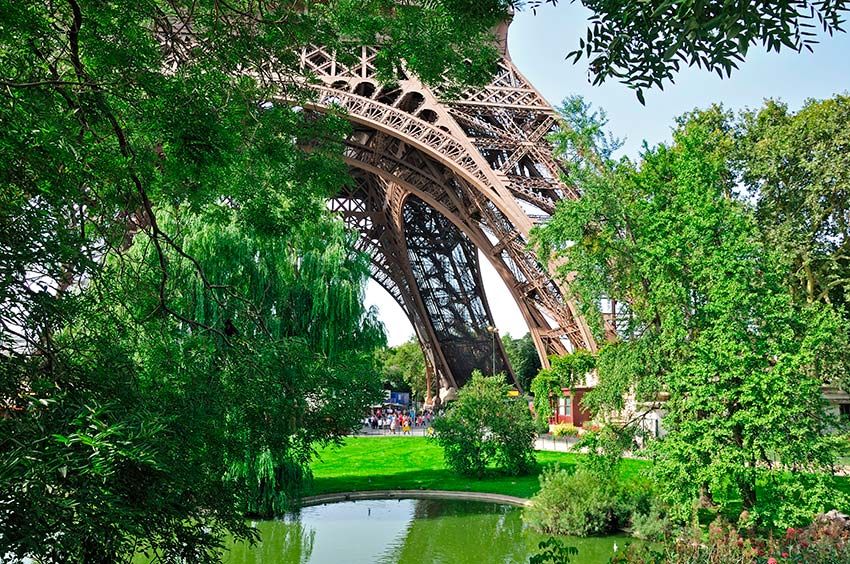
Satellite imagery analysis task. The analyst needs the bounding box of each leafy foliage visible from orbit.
[529,537,579,564]
[0,0,513,560]
[532,96,850,528]
[524,465,641,536]
[526,1,849,102]
[501,332,543,392]
[530,349,596,422]
[738,96,850,316]
[1,214,386,560]
[629,505,672,542]
[431,372,536,477]
[379,338,432,402]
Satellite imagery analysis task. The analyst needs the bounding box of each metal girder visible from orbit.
[331,172,515,391]
[402,195,513,388]
[300,26,598,391]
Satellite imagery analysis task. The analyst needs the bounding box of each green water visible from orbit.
[224,499,633,564]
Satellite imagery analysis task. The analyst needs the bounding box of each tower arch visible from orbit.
[339,133,572,367]
[298,32,596,392]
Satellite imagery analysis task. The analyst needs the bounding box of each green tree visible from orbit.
[533,96,849,528]
[381,338,432,403]
[530,350,595,422]
[0,1,513,560]
[431,371,536,477]
[501,332,542,391]
[737,96,850,312]
[526,1,848,101]
[1,213,386,561]
[735,96,850,391]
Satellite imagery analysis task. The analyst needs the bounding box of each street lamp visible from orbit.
[486,326,498,375]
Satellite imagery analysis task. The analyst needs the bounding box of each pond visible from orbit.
[223,498,633,564]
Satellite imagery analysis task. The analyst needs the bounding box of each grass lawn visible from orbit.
[306,436,648,499]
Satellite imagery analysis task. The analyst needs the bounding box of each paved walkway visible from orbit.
[355,426,431,437]
[354,427,580,452]
[535,435,579,452]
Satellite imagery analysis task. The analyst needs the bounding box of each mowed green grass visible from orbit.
[306,437,850,521]
[307,436,648,499]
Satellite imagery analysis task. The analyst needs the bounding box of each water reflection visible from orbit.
[387,499,530,564]
[224,499,630,564]
[225,521,314,564]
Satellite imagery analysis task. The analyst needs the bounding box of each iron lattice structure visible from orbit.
[309,19,596,393]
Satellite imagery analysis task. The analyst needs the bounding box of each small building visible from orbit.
[629,388,848,442]
[549,387,593,427]
[824,386,850,424]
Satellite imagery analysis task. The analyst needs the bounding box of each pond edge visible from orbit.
[300,489,532,508]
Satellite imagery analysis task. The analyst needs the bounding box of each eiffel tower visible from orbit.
[303,16,595,398]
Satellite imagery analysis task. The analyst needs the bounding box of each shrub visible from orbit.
[612,517,850,563]
[629,506,671,542]
[552,423,580,438]
[524,466,632,536]
[530,537,579,564]
[533,415,551,435]
[431,371,536,477]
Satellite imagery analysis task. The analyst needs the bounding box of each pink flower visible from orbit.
[782,553,788,558]
[767,558,778,564]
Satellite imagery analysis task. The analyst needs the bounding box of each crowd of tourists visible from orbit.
[364,407,434,435]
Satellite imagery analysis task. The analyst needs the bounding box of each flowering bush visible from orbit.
[611,517,850,563]
[551,423,580,438]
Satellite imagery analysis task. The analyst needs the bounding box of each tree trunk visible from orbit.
[698,483,715,508]
[740,477,757,511]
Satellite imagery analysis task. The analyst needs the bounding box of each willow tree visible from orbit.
[0,0,513,560]
[114,212,386,517]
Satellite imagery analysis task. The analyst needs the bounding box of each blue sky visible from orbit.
[510,3,850,158]
[367,4,850,346]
